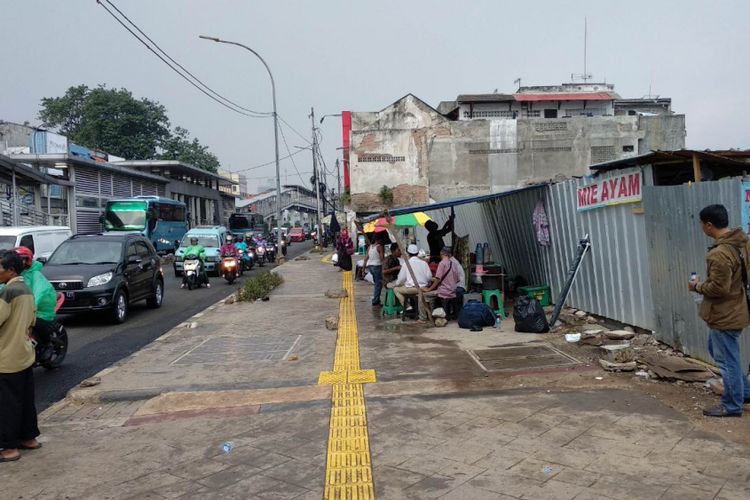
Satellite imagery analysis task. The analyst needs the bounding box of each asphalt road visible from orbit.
[34,240,315,411]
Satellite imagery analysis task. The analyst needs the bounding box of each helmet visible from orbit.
[226,234,233,243]
[190,237,199,245]
[14,246,34,269]
[245,234,252,241]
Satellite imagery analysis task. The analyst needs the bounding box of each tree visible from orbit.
[39,85,171,160]
[38,85,222,172]
[158,126,220,173]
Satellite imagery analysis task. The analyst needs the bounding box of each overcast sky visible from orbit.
[2,0,749,192]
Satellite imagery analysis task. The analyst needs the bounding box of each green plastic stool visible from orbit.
[382,288,403,317]
[482,289,506,319]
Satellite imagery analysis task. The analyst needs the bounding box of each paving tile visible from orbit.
[471,447,528,470]
[437,482,518,499]
[587,474,669,500]
[149,481,212,499]
[263,460,325,490]
[660,484,719,500]
[584,452,687,485]
[112,471,184,498]
[468,470,544,498]
[169,459,231,480]
[373,465,428,498]
[212,445,293,470]
[437,460,487,482]
[217,474,309,499]
[508,457,565,483]
[404,473,472,499]
[551,468,600,488]
[519,479,585,500]
[197,464,262,490]
[703,455,750,480]
[400,455,457,476]
[716,480,750,500]
[429,438,494,465]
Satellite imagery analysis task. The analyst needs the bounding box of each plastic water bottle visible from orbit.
[222,441,234,454]
[494,317,501,329]
[690,272,702,304]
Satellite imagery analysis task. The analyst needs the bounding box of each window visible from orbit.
[135,241,151,259]
[157,203,186,222]
[544,109,558,119]
[19,235,35,254]
[127,242,139,258]
[622,145,635,152]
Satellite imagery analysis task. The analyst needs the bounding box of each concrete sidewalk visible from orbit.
[1,254,749,499]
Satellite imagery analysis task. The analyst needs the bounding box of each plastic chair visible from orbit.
[382,288,403,317]
[482,289,505,319]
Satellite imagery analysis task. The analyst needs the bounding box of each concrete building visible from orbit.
[236,185,318,227]
[115,160,236,228]
[348,83,685,212]
[218,169,249,198]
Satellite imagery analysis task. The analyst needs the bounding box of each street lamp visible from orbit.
[199,35,283,259]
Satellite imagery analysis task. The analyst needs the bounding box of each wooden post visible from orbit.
[385,214,434,324]
[692,153,702,183]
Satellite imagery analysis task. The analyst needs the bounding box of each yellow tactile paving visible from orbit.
[321,271,376,499]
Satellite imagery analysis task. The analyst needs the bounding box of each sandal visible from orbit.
[20,442,42,451]
[0,453,21,462]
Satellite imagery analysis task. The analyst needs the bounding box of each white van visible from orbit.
[0,226,73,260]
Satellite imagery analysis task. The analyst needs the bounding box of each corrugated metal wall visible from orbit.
[643,178,749,366]
[545,178,655,330]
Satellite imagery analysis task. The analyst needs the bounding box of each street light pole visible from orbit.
[199,35,283,259]
[310,107,323,246]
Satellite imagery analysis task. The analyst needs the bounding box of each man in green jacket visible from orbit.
[14,247,56,323]
[181,237,210,288]
[0,250,40,462]
[689,204,750,417]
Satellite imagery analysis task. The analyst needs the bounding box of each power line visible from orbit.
[97,0,271,119]
[277,121,307,186]
[277,115,312,145]
[233,148,307,173]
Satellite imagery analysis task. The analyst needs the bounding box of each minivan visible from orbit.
[0,226,72,260]
[173,226,228,277]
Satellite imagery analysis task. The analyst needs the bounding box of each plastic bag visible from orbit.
[513,296,550,333]
[331,253,339,265]
[458,300,496,331]
[364,272,374,284]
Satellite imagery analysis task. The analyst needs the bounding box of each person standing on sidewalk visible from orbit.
[336,228,354,272]
[363,234,385,307]
[689,204,750,417]
[0,250,41,462]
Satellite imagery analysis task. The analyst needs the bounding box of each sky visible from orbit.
[2,0,749,193]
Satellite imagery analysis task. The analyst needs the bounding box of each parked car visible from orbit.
[0,226,72,261]
[288,227,305,243]
[41,233,164,323]
[174,226,227,277]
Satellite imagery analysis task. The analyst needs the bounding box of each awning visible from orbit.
[0,154,74,186]
[363,185,546,222]
[590,149,750,172]
[514,92,613,102]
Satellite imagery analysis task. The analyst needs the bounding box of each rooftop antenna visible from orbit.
[514,77,522,90]
[571,17,593,83]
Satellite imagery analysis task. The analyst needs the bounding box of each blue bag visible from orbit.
[458,300,497,331]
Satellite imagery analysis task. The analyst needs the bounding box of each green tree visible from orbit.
[40,85,171,160]
[158,126,220,173]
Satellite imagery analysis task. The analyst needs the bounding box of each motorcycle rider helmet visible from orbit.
[226,234,233,243]
[245,234,253,242]
[190,236,199,246]
[13,246,34,269]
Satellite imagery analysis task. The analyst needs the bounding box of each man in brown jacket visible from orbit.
[689,204,750,417]
[0,250,40,462]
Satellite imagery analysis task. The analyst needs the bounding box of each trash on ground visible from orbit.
[634,370,650,379]
[80,376,101,388]
[543,466,553,476]
[222,442,234,454]
[595,376,604,380]
[565,333,581,343]
[599,359,637,372]
[513,296,550,333]
[706,377,724,395]
[638,353,714,382]
[325,316,339,331]
[287,355,299,361]
[432,307,447,319]
[325,289,348,298]
[434,318,448,327]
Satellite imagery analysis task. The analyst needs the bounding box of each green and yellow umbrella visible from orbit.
[363,212,432,233]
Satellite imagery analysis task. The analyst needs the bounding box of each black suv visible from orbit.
[41,233,164,323]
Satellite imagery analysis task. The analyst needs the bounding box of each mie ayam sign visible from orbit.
[576,169,642,211]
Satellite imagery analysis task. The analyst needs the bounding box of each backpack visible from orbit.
[458,300,497,331]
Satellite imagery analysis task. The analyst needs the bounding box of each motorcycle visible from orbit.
[220,255,239,284]
[265,241,276,263]
[182,255,206,290]
[32,292,68,370]
[277,238,288,257]
[255,244,266,267]
[238,248,254,272]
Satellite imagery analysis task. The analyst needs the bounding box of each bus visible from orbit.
[102,196,188,253]
[228,212,267,238]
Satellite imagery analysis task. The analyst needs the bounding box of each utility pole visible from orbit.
[310,107,323,246]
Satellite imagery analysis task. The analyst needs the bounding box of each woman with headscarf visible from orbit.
[336,228,354,271]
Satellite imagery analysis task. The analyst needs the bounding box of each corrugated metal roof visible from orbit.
[590,149,750,172]
[514,92,613,102]
[456,94,515,103]
[363,185,547,221]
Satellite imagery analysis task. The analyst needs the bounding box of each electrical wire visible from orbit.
[233,147,307,173]
[277,115,312,145]
[277,121,308,187]
[97,0,271,118]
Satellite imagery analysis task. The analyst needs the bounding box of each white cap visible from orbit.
[417,249,426,258]
[407,244,419,255]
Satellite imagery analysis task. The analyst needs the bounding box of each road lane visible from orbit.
[34,240,315,410]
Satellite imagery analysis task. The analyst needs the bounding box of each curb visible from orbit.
[62,247,312,405]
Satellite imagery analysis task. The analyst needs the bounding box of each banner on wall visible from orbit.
[576,168,642,211]
[741,182,750,236]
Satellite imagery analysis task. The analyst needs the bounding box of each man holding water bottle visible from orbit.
[688,204,750,417]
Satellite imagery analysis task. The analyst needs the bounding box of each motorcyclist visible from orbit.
[220,234,239,258]
[14,246,57,355]
[235,234,251,270]
[181,236,210,288]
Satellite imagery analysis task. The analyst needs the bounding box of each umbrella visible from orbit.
[363,212,432,233]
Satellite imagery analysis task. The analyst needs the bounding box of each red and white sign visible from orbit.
[577,169,642,211]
